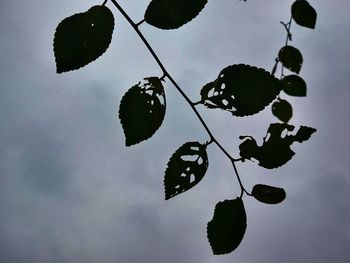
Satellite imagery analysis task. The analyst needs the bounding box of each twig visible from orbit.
[109,0,249,196]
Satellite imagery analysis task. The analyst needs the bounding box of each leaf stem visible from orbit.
[280,16,293,79]
[136,19,146,27]
[109,0,249,197]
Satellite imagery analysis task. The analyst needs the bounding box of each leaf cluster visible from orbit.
[53,0,318,256]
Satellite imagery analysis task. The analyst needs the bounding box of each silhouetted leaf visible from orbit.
[54,5,114,73]
[207,198,246,255]
[282,75,307,97]
[144,0,207,29]
[201,64,283,116]
[164,142,208,199]
[252,184,286,204]
[239,123,316,169]
[294,126,316,142]
[119,77,166,146]
[278,46,303,74]
[292,0,317,29]
[272,98,293,123]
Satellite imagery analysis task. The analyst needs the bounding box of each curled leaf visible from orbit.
[239,123,316,169]
[207,198,247,255]
[278,46,303,74]
[294,126,316,143]
[119,77,166,146]
[272,98,293,123]
[292,0,317,29]
[54,5,115,73]
[164,142,208,199]
[200,64,283,116]
[144,0,208,29]
[282,75,307,97]
[252,184,286,204]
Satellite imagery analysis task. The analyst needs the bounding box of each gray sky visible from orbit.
[1,0,350,262]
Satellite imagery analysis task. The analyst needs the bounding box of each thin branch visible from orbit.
[109,0,248,196]
[280,16,293,79]
[101,0,108,6]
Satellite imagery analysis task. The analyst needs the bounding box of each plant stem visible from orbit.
[109,0,249,196]
[280,16,293,79]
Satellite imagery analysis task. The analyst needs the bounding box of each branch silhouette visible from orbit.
[53,0,318,255]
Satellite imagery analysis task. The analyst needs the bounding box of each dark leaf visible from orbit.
[164,142,208,199]
[238,136,257,160]
[200,64,283,116]
[272,98,293,123]
[292,0,317,29]
[119,77,166,146]
[239,123,316,169]
[282,75,307,97]
[54,5,114,73]
[278,46,303,74]
[252,184,286,204]
[207,198,246,255]
[294,126,316,142]
[144,0,207,29]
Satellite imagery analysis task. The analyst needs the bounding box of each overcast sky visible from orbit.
[1,0,350,262]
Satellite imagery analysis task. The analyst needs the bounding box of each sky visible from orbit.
[1,0,350,262]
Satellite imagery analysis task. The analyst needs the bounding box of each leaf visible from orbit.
[54,5,115,73]
[292,0,317,29]
[252,184,286,204]
[144,0,208,30]
[278,46,303,74]
[282,75,307,97]
[200,64,283,116]
[164,142,208,199]
[119,77,166,146]
[272,98,293,123]
[207,198,247,255]
[239,123,316,169]
[294,126,316,143]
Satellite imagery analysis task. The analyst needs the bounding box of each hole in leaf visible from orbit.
[190,174,195,183]
[180,155,198,162]
[190,146,199,151]
[281,128,288,138]
[181,173,187,177]
[186,167,190,172]
[197,157,203,165]
[222,99,229,106]
[221,83,226,90]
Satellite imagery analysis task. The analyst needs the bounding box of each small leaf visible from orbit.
[164,142,208,199]
[294,126,316,142]
[278,46,303,74]
[144,0,208,29]
[239,123,316,169]
[252,184,286,204]
[54,5,115,73]
[207,198,247,255]
[119,77,166,146]
[272,99,293,123]
[282,75,307,97]
[200,64,283,116]
[292,0,317,29]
